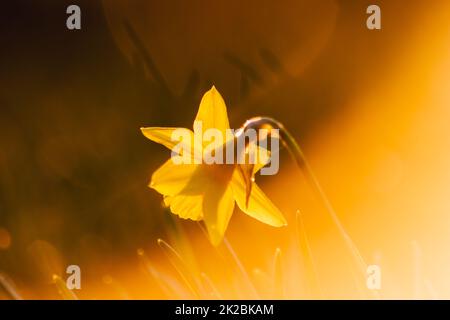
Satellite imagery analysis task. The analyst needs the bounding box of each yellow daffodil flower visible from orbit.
[141,86,287,245]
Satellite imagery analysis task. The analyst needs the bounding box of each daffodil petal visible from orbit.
[231,170,287,227]
[195,86,230,138]
[203,183,235,246]
[141,127,194,154]
[150,158,200,196]
[164,195,203,221]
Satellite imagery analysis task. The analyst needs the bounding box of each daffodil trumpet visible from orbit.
[169,119,280,176]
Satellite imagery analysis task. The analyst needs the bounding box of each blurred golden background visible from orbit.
[0,0,449,299]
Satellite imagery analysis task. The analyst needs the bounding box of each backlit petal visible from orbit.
[194,86,230,139]
[150,158,200,196]
[164,195,203,221]
[231,170,287,227]
[141,127,194,155]
[203,182,235,246]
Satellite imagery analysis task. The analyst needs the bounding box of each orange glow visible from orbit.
[1,1,450,300]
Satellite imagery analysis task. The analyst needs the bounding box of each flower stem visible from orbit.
[240,117,372,294]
